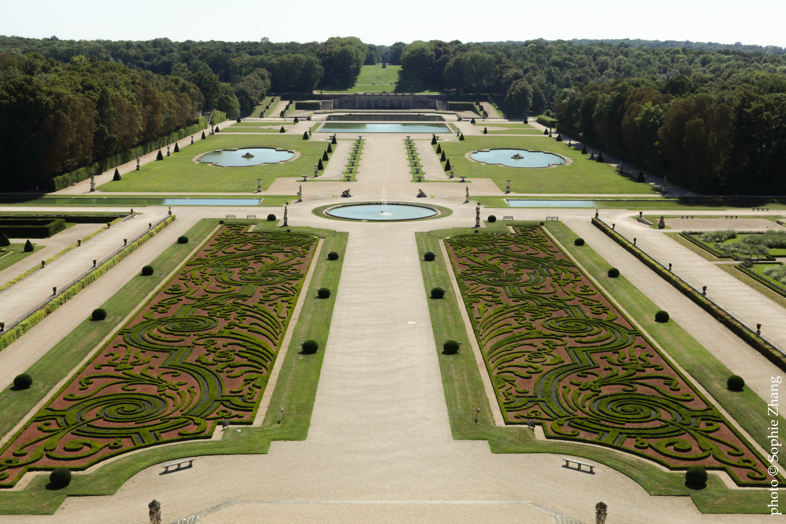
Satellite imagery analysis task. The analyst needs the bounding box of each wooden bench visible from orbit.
[503,216,514,221]
[225,214,236,219]
[562,457,596,474]
[161,458,196,473]
[545,216,559,221]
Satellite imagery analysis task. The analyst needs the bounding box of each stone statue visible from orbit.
[658,215,665,229]
[475,206,480,228]
[341,189,351,198]
[136,156,140,171]
[297,185,303,203]
[417,189,427,198]
[256,179,262,193]
[505,180,511,194]
[595,501,607,524]
[283,204,288,227]
[595,208,599,219]
[89,171,96,192]
[149,500,162,524]
[465,185,470,204]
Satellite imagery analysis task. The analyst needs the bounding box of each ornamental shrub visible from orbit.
[301,339,319,354]
[178,236,189,244]
[424,251,436,261]
[608,268,620,278]
[49,467,71,489]
[237,116,242,123]
[483,127,488,134]
[13,373,32,389]
[215,127,220,133]
[141,265,154,276]
[597,153,605,162]
[556,134,563,142]
[727,375,745,391]
[303,131,309,140]
[174,143,180,153]
[459,134,465,141]
[443,340,460,354]
[431,134,437,145]
[444,159,451,171]
[201,131,206,139]
[637,170,645,183]
[581,145,587,154]
[327,143,333,153]
[436,144,442,154]
[685,466,707,488]
[574,238,585,246]
[156,150,163,160]
[267,214,276,221]
[0,232,10,247]
[322,151,329,161]
[279,126,285,133]
[318,287,331,299]
[294,117,299,124]
[332,135,337,144]
[24,239,34,252]
[92,308,107,321]
[327,251,339,260]
[655,310,670,323]
[440,151,446,162]
[470,118,476,124]
[431,287,445,299]
[113,168,121,181]
[543,129,548,135]
[488,215,497,223]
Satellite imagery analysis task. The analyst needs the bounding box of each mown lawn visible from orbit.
[437,136,656,194]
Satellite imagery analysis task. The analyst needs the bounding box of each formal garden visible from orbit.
[0,224,318,488]
[684,229,786,258]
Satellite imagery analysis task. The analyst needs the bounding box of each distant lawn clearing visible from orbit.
[100,134,335,193]
[437,136,656,194]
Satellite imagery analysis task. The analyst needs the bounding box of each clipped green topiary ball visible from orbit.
[13,373,32,389]
[301,340,319,354]
[608,268,620,278]
[141,265,154,276]
[49,467,71,489]
[488,215,497,223]
[685,466,707,488]
[727,375,745,391]
[431,287,445,299]
[317,287,331,299]
[267,214,276,221]
[327,252,339,261]
[574,238,585,246]
[655,310,670,323]
[91,308,107,321]
[424,252,436,261]
[443,340,460,354]
[177,236,189,244]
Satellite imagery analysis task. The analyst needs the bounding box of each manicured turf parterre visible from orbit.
[436,136,656,194]
[0,224,317,488]
[99,134,335,193]
[0,243,41,272]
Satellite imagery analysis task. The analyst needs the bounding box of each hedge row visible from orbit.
[0,218,66,238]
[0,213,124,224]
[51,118,207,191]
[295,101,320,110]
[210,111,227,125]
[736,264,786,298]
[592,217,786,372]
[0,216,175,353]
[679,232,775,261]
[536,115,557,128]
[447,102,480,114]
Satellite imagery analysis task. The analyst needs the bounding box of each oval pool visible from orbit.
[197,148,294,167]
[326,203,438,221]
[471,149,566,168]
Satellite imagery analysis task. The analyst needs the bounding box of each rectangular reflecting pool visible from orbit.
[319,123,451,134]
[507,200,598,208]
[163,198,261,206]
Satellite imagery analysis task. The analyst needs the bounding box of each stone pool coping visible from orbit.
[465,148,571,168]
[314,122,453,134]
[314,201,452,222]
[193,147,300,167]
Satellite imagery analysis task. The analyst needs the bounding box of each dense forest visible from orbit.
[1,35,785,193]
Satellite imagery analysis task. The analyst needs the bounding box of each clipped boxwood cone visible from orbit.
[24,239,34,252]
[431,287,445,299]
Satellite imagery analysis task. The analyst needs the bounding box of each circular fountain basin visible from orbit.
[197,147,295,167]
[326,202,438,221]
[470,149,566,168]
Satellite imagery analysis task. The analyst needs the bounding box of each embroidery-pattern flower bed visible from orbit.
[445,226,771,486]
[0,225,316,487]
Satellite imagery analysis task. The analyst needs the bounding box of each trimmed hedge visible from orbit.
[0,218,66,238]
[301,339,319,354]
[448,102,480,114]
[327,251,339,261]
[91,308,107,321]
[24,240,34,252]
[592,217,786,372]
[13,373,32,389]
[51,118,207,191]
[0,232,8,247]
[49,468,71,489]
[443,340,460,355]
[574,238,585,246]
[727,375,745,391]
[317,287,331,299]
[685,466,707,488]
[655,310,670,323]
[141,265,154,276]
[536,115,557,128]
[178,236,189,244]
[295,101,320,110]
[608,268,620,278]
[431,287,445,299]
[210,111,227,124]
[267,214,276,221]
[424,251,436,261]
[488,215,497,223]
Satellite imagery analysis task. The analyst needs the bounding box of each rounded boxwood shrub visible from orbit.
[301,339,319,354]
[0,232,9,247]
[727,375,745,391]
[607,268,620,278]
[574,238,585,246]
[267,214,276,221]
[327,251,339,261]
[177,236,189,244]
[13,373,32,389]
[685,466,707,488]
[443,340,460,355]
[424,252,436,261]
[488,215,497,223]
[431,287,445,299]
[317,287,331,299]
[24,239,34,252]
[91,308,107,321]
[655,310,670,323]
[141,265,154,276]
[49,467,71,489]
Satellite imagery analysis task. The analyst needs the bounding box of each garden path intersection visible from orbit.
[0,119,784,524]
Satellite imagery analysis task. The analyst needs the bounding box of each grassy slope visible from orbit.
[438,136,656,194]
[99,134,334,193]
[0,221,346,515]
[416,220,779,514]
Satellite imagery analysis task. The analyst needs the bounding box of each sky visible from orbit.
[2,0,785,48]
